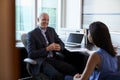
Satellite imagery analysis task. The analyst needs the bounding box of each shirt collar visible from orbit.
[39,26,47,32]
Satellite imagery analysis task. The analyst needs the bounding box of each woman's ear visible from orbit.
[88,33,93,43]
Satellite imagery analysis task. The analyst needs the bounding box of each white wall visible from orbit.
[58,0,83,41]
[66,0,82,30]
[110,32,120,55]
[111,32,120,47]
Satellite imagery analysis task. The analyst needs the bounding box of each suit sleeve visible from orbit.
[52,29,65,51]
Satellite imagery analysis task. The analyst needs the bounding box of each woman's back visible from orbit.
[71,21,120,80]
[89,48,118,80]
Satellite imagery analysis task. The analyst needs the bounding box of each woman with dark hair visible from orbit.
[65,21,120,80]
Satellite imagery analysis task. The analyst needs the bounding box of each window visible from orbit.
[57,0,83,42]
[16,0,60,41]
[82,0,120,32]
[16,0,35,40]
[37,0,58,30]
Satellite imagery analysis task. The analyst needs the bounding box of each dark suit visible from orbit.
[27,27,77,80]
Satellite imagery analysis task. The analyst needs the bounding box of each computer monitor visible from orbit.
[66,33,84,44]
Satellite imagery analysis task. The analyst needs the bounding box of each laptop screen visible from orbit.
[67,33,84,44]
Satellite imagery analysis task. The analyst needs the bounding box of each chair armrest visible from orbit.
[24,58,37,65]
[56,52,65,57]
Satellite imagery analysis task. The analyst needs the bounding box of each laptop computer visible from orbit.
[65,33,84,48]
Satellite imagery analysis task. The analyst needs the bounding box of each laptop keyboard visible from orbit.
[65,42,81,48]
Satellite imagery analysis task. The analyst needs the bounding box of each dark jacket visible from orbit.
[26,26,65,75]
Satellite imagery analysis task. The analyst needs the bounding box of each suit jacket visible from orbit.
[26,26,65,75]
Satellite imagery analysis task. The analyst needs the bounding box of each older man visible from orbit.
[27,13,77,80]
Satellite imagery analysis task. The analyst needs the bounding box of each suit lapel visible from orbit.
[36,28,47,46]
[46,28,52,44]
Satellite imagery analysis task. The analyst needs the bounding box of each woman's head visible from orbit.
[88,21,116,56]
[88,21,110,47]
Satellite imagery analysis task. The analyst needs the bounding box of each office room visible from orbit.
[0,0,120,80]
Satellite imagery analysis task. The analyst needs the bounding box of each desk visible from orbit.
[16,42,120,77]
[65,43,96,55]
[16,42,24,48]
[65,43,120,56]
[62,49,88,73]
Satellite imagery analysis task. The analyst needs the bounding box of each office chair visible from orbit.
[20,33,50,80]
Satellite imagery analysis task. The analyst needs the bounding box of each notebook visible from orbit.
[65,33,84,48]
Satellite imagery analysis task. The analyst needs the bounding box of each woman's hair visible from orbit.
[89,21,117,56]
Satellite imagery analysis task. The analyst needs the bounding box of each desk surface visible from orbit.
[65,44,120,56]
[65,47,87,52]
[16,42,120,56]
[16,42,24,48]
[65,43,95,52]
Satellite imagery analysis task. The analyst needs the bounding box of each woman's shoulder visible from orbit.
[89,52,101,66]
[90,52,100,60]
[95,48,108,57]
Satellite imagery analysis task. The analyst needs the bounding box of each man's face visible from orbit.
[38,14,49,29]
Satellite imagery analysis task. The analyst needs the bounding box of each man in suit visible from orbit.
[26,12,77,80]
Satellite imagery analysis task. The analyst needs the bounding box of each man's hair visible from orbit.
[39,12,49,18]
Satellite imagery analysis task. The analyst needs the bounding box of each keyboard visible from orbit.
[65,42,81,47]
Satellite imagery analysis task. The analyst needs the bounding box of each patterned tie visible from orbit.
[41,29,49,45]
[41,29,53,58]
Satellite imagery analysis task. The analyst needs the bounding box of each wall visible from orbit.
[65,0,82,30]
[111,32,120,46]
[111,32,120,55]
[0,0,20,80]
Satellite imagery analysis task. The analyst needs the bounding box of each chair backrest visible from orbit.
[21,33,33,75]
[21,33,27,48]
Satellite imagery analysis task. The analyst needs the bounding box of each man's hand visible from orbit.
[46,43,61,51]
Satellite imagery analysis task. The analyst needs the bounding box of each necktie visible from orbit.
[42,30,49,45]
[41,30,53,58]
